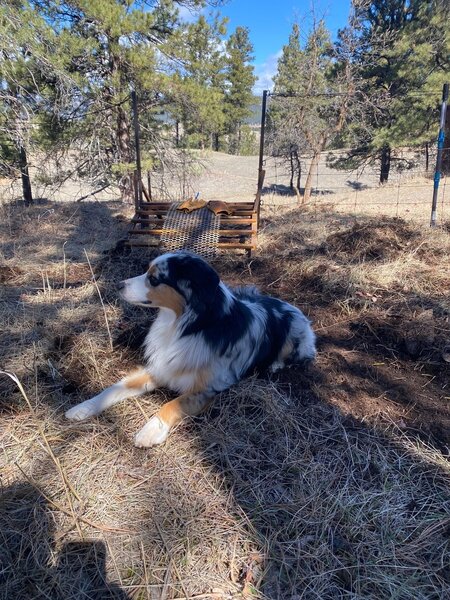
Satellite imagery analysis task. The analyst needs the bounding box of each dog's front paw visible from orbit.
[134,416,170,448]
[65,400,97,421]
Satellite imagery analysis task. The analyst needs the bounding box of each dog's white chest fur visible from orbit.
[143,308,211,393]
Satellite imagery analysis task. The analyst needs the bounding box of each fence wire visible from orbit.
[0,143,448,226]
[259,146,450,224]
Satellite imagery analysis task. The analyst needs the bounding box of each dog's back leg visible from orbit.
[65,369,156,421]
[134,390,214,447]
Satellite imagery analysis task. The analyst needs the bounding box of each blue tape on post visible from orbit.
[437,130,445,148]
[434,172,441,188]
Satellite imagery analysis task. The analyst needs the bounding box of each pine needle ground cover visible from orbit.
[1,200,449,599]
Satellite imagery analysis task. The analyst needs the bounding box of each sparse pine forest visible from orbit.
[1,1,448,204]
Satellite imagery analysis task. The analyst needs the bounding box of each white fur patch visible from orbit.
[134,415,170,447]
[65,400,97,421]
[120,274,149,305]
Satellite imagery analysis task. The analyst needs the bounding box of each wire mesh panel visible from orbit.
[259,90,450,224]
[160,203,221,258]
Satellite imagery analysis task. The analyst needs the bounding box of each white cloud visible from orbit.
[177,5,203,23]
[253,49,282,95]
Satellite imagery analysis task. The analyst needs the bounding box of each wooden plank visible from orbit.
[220,217,256,224]
[136,209,256,219]
[135,207,256,215]
[133,214,256,220]
[132,217,256,226]
[126,240,255,250]
[223,204,255,209]
[218,234,252,239]
[136,201,255,209]
[217,229,255,235]
[135,209,170,215]
[136,202,256,212]
[217,242,254,249]
[129,229,167,235]
[129,228,255,236]
[137,202,171,208]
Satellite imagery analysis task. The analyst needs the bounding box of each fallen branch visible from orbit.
[76,183,110,202]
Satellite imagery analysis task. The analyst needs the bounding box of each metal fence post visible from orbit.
[430,83,449,227]
[258,90,268,186]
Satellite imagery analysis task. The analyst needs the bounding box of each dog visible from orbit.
[65,251,316,447]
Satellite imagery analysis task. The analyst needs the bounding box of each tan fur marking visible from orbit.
[158,392,213,427]
[158,398,185,427]
[147,284,185,317]
[124,371,153,389]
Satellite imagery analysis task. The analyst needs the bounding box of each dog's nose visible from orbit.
[117,281,126,292]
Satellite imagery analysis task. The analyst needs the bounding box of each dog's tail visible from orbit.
[292,312,317,364]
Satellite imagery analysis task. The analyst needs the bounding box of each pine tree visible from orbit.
[0,1,59,204]
[385,1,449,159]
[224,26,256,154]
[272,20,354,202]
[171,13,228,151]
[1,1,223,203]
[332,0,449,183]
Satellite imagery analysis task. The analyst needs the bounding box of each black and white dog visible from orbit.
[65,252,316,446]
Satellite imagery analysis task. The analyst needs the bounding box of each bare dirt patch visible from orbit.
[1,200,449,599]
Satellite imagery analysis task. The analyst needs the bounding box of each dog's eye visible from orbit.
[148,275,159,287]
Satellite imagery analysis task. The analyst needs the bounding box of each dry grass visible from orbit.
[1,199,450,599]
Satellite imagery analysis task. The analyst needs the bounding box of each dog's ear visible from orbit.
[177,255,220,313]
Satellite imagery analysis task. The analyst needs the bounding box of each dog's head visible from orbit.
[118,252,220,316]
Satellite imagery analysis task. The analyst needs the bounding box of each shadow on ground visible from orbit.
[1,201,449,598]
[0,483,131,599]
[262,183,335,197]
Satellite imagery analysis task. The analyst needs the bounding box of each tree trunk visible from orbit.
[425,142,429,172]
[19,144,33,206]
[380,144,391,184]
[294,150,301,190]
[117,103,134,203]
[302,150,321,203]
[107,44,134,203]
[289,151,294,189]
[147,171,153,201]
[175,121,180,148]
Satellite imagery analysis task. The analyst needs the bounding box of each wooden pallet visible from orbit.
[126,171,264,255]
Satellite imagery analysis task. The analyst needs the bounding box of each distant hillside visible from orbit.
[155,99,263,127]
[244,99,262,126]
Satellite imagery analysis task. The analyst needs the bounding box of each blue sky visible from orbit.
[179,0,351,94]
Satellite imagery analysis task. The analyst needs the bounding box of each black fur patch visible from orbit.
[185,295,253,355]
[165,253,220,312]
[237,290,294,375]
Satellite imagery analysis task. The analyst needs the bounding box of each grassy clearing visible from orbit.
[1,199,449,599]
